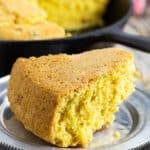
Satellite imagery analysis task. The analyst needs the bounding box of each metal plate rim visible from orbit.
[0,75,150,150]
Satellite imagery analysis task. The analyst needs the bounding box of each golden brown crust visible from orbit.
[13,48,133,96]
[8,60,58,141]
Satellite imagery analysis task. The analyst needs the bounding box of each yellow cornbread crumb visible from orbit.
[38,0,109,30]
[113,131,120,139]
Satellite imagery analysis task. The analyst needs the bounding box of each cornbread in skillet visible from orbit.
[0,0,109,39]
[39,0,109,30]
[0,0,65,40]
[8,48,135,147]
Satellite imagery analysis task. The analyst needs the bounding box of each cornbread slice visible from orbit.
[8,48,135,147]
[0,0,47,24]
[0,0,65,40]
[0,21,65,40]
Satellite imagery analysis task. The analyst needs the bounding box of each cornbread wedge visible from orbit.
[8,48,135,147]
[0,0,47,24]
[0,0,65,40]
[0,22,65,40]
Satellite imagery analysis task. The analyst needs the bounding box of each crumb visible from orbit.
[113,131,120,139]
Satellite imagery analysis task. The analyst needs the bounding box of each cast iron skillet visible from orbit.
[0,0,150,76]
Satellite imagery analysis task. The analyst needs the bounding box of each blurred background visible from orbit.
[120,0,150,91]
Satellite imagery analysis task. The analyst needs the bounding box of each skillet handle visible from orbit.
[103,29,150,52]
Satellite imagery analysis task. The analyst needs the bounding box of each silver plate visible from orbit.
[0,76,150,150]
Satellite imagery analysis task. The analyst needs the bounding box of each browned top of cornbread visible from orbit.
[11,48,133,96]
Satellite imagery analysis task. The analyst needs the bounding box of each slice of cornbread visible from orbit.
[8,48,135,147]
[0,21,65,40]
[0,0,47,24]
[0,0,65,40]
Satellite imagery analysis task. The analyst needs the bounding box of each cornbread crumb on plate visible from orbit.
[8,48,135,147]
[113,131,121,139]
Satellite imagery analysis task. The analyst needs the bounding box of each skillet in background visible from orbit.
[0,0,149,76]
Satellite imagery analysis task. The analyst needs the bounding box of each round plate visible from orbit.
[0,76,150,150]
